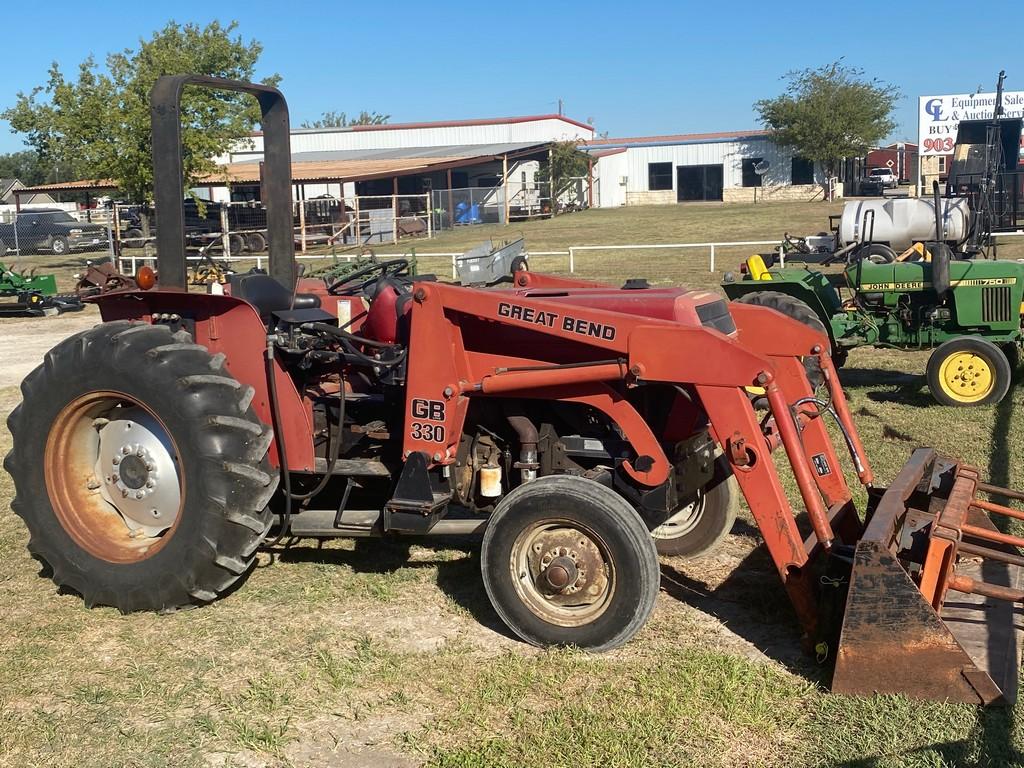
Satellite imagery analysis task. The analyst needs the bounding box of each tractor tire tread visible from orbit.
[4,321,277,613]
[481,475,659,652]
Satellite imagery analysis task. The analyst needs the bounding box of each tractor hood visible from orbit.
[510,286,737,336]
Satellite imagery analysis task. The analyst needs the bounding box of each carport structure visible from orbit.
[11,179,119,219]
[208,141,559,227]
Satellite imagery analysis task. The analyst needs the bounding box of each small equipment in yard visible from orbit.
[188,245,233,286]
[0,261,83,317]
[724,72,1024,407]
[8,75,1024,706]
[75,261,144,298]
[455,238,527,286]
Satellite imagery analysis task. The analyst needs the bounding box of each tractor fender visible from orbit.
[92,290,315,471]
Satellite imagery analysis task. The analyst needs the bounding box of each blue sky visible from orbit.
[0,0,1016,154]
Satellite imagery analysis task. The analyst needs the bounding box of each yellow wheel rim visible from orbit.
[938,351,995,403]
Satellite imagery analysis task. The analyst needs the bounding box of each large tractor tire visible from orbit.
[480,475,660,652]
[734,290,832,386]
[926,336,1012,407]
[652,455,738,558]
[4,321,277,612]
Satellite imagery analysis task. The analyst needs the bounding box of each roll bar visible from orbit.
[150,75,295,290]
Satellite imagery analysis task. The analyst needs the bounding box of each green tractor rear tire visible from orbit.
[926,337,1012,407]
[734,291,832,386]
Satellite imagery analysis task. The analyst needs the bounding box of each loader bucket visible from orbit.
[832,448,1024,704]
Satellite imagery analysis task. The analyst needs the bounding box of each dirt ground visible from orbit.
[0,306,100,388]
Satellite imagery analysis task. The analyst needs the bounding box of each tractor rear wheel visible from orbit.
[652,455,738,557]
[4,321,277,611]
[735,290,831,387]
[480,475,659,652]
[926,337,1012,406]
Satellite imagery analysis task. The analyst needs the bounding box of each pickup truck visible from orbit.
[859,167,899,195]
[0,209,108,256]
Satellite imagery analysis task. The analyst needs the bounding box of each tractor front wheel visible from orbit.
[926,337,1012,406]
[652,456,738,557]
[4,321,277,611]
[480,475,659,652]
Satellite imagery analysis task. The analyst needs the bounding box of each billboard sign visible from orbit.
[918,91,1024,156]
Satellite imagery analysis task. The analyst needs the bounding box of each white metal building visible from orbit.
[209,114,595,207]
[226,115,595,161]
[585,131,829,207]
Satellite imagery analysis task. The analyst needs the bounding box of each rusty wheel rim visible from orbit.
[44,391,183,564]
[510,519,615,627]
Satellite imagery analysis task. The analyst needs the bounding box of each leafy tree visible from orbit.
[0,150,48,186]
[301,110,390,128]
[755,62,899,196]
[2,21,278,203]
[535,140,591,207]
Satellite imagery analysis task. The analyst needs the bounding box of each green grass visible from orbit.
[3,200,1024,767]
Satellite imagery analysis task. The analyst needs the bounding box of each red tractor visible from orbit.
[6,76,1024,703]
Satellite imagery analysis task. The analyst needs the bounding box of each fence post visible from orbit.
[426,193,432,240]
[392,193,399,245]
[299,201,307,253]
[220,205,231,257]
[353,196,361,244]
[112,205,121,261]
[13,211,19,255]
[709,244,715,273]
[778,245,785,268]
[451,254,458,280]
[569,247,575,273]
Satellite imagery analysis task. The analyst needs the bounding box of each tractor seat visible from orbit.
[228,272,322,323]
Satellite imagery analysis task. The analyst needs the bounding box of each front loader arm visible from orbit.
[402,281,778,484]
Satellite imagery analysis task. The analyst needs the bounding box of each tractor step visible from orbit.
[284,507,484,538]
[308,457,393,477]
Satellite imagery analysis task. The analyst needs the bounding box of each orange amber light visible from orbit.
[135,266,157,290]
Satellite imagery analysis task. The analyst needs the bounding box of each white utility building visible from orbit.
[585,131,830,207]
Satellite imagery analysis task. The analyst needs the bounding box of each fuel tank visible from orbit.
[839,197,970,250]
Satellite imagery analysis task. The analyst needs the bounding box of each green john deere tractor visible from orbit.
[721,249,1023,406]
[724,71,1024,407]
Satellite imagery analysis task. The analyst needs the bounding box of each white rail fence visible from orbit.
[116,241,783,278]
[113,230,1024,280]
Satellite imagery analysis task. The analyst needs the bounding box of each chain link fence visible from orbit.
[430,181,562,232]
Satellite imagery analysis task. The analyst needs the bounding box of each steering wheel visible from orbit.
[326,258,409,295]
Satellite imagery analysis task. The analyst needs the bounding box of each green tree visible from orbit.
[301,110,390,129]
[2,21,278,202]
[535,139,591,209]
[755,62,899,197]
[0,150,48,186]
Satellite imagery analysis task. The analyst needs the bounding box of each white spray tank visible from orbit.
[838,197,971,251]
